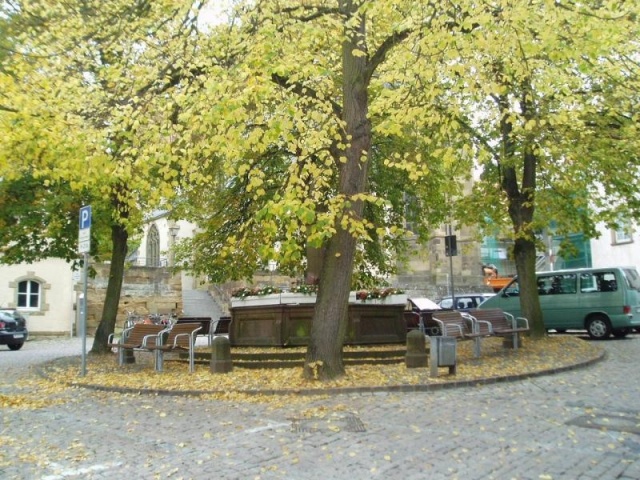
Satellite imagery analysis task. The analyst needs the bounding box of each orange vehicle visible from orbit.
[482,264,514,292]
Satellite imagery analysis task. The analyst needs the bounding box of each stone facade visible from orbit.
[85,264,182,334]
[395,226,490,301]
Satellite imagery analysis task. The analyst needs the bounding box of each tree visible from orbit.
[169,1,471,379]
[0,0,210,352]
[444,2,640,337]
[185,0,639,367]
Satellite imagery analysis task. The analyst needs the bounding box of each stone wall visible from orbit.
[85,264,182,334]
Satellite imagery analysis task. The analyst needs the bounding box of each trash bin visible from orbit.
[430,336,457,377]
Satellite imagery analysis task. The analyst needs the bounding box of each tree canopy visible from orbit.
[1,0,638,376]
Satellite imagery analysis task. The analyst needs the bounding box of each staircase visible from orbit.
[181,289,224,320]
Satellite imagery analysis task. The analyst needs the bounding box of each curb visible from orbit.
[38,349,606,398]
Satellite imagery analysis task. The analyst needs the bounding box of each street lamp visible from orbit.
[268,260,277,284]
[168,223,180,266]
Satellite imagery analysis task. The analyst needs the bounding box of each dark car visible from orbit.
[0,309,29,350]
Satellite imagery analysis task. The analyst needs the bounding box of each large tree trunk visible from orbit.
[513,236,545,338]
[304,0,370,380]
[90,222,129,354]
[305,229,357,379]
[497,85,546,339]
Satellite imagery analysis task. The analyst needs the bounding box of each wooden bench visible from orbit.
[467,308,530,349]
[144,322,202,373]
[107,323,166,365]
[430,311,492,358]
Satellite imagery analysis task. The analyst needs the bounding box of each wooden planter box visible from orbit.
[229,302,406,347]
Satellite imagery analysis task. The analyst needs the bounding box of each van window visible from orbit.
[580,271,617,293]
[537,273,577,295]
[622,268,640,291]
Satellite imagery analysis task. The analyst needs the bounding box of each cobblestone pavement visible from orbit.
[1,334,639,480]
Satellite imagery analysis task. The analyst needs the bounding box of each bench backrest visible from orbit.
[468,308,511,331]
[124,324,165,347]
[165,323,202,348]
[431,311,474,338]
[213,317,231,335]
[176,317,211,336]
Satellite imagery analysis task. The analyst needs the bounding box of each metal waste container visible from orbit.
[430,336,457,377]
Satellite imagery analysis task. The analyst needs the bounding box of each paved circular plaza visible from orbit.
[1,334,639,479]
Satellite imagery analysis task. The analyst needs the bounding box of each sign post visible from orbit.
[445,225,457,309]
[78,206,91,376]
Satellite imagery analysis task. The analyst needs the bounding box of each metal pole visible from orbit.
[81,252,88,376]
[448,225,455,309]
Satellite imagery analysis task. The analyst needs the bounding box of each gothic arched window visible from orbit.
[146,224,160,267]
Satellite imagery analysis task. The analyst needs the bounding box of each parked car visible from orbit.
[438,293,495,312]
[0,309,28,350]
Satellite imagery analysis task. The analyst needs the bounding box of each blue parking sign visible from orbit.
[79,205,92,230]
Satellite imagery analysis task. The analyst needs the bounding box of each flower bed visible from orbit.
[230,286,406,307]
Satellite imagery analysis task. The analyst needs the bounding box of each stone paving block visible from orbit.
[1,336,640,479]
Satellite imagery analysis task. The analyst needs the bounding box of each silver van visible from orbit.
[479,267,640,339]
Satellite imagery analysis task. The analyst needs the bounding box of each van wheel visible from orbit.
[8,343,24,351]
[586,316,611,340]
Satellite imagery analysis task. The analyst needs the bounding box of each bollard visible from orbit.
[210,336,233,373]
[405,329,428,368]
[430,336,457,378]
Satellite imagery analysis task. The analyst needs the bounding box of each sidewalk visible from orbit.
[1,336,639,479]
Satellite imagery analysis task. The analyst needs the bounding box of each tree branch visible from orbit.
[279,5,341,23]
[365,27,412,83]
[271,72,343,119]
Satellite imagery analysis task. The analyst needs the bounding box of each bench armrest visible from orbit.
[110,325,135,344]
[170,326,202,348]
[475,319,493,335]
[503,311,529,330]
[515,316,529,330]
[462,313,492,335]
[503,312,517,329]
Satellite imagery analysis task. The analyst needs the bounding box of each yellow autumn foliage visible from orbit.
[0,336,601,411]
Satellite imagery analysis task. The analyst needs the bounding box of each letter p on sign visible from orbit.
[79,206,92,230]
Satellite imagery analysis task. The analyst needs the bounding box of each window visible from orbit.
[537,274,577,295]
[17,280,41,309]
[580,271,617,293]
[146,224,160,267]
[612,223,633,245]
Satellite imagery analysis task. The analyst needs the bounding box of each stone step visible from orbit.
[182,289,224,319]
[186,348,406,369]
